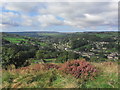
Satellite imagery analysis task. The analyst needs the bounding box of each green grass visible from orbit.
[44,58,56,63]
[39,42,47,46]
[4,37,28,44]
[44,58,56,61]
[84,62,119,88]
[2,69,79,88]
[3,36,48,46]
[85,73,118,88]
[95,33,118,38]
[38,33,60,36]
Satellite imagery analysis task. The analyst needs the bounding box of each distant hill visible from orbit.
[5,31,66,37]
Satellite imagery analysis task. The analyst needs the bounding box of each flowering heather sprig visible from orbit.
[59,60,97,79]
[44,63,60,70]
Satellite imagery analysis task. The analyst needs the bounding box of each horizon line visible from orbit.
[1,31,119,33]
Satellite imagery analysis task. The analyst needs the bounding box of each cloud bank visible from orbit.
[0,2,118,32]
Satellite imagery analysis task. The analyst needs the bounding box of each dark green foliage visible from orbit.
[56,51,80,63]
[2,47,16,69]
[71,39,88,49]
[2,32,119,69]
[2,47,32,69]
[36,50,46,60]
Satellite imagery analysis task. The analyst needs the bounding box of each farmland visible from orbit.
[3,37,28,44]
[2,33,47,46]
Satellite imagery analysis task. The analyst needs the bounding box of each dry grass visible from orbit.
[2,61,119,88]
[0,69,2,89]
[85,62,119,88]
[92,62,118,74]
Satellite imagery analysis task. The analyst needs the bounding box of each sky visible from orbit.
[0,2,118,32]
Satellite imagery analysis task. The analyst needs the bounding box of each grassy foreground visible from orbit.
[1,61,119,88]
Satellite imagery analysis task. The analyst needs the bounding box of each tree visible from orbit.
[68,52,79,59]
[2,47,31,69]
[12,51,31,68]
[2,47,16,69]
[57,51,69,63]
[36,50,46,62]
[71,39,88,49]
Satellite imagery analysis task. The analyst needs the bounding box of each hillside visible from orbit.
[5,31,66,37]
[1,31,119,88]
[2,32,119,62]
[2,60,118,88]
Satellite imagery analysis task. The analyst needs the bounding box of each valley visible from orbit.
[1,31,119,88]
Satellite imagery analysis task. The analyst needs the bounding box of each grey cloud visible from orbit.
[38,2,117,29]
[1,2,118,30]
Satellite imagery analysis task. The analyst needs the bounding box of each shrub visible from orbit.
[59,59,97,79]
[15,64,44,73]
[2,72,13,82]
[44,63,60,70]
[15,63,59,74]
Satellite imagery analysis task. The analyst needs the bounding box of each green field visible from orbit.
[39,42,47,46]
[38,33,61,36]
[4,37,28,44]
[44,58,56,63]
[95,33,118,38]
[3,36,48,46]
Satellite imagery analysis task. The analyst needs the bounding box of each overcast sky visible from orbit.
[0,2,118,32]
